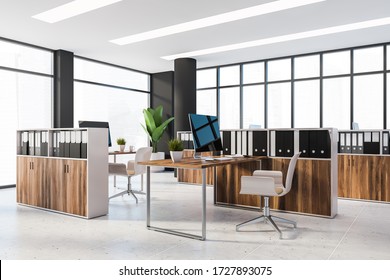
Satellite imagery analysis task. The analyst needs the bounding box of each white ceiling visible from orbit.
[1,0,390,73]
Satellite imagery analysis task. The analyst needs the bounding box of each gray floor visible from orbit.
[1,171,390,260]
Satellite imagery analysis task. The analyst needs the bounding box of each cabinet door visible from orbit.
[16,157,46,207]
[338,155,352,198]
[48,158,67,212]
[65,160,87,216]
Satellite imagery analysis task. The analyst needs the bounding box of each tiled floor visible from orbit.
[1,171,390,260]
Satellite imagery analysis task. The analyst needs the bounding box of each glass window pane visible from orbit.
[219,65,240,86]
[243,62,264,84]
[74,82,149,152]
[323,50,350,76]
[354,74,383,129]
[354,46,383,73]
[0,70,52,186]
[219,87,240,129]
[294,80,320,128]
[323,77,350,129]
[387,45,390,70]
[243,85,264,129]
[294,55,320,79]
[388,74,390,128]
[0,40,53,74]
[197,68,216,88]
[267,82,291,128]
[196,89,217,116]
[74,58,150,91]
[268,58,291,82]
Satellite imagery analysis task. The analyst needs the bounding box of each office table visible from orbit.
[138,156,264,240]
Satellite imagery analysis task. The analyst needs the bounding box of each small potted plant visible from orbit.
[116,137,126,152]
[168,138,184,162]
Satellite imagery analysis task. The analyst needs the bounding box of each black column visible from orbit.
[151,71,174,156]
[174,58,196,134]
[54,50,74,128]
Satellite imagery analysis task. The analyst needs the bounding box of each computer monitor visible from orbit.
[78,120,112,147]
[188,114,223,156]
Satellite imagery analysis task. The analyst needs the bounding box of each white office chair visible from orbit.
[109,147,152,203]
[237,152,301,238]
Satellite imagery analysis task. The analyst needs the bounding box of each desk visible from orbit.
[139,156,263,240]
[109,151,136,188]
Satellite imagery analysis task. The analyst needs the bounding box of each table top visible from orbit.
[109,151,136,155]
[138,156,265,169]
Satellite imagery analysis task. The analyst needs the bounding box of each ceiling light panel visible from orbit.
[32,0,123,23]
[110,0,326,45]
[161,17,390,60]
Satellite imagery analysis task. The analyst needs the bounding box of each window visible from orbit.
[323,50,350,76]
[74,82,149,150]
[0,40,53,75]
[219,65,240,86]
[243,62,264,84]
[353,74,383,129]
[388,74,390,128]
[268,58,291,82]
[74,58,149,91]
[197,68,216,88]
[387,45,390,70]
[196,89,217,116]
[354,46,383,73]
[219,87,240,129]
[267,82,291,128]
[0,39,52,187]
[323,77,350,129]
[0,71,52,186]
[294,55,320,79]
[294,80,320,128]
[242,85,264,129]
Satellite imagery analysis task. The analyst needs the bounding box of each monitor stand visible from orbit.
[193,151,202,159]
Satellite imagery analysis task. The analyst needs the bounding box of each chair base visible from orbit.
[109,177,146,203]
[236,197,296,239]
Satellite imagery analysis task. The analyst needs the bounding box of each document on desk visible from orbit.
[226,154,244,158]
[214,157,231,161]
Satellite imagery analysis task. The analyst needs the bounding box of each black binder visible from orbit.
[382,131,389,154]
[299,130,310,158]
[222,131,231,155]
[252,131,267,156]
[363,131,380,154]
[275,131,294,157]
[339,132,345,153]
[310,130,331,158]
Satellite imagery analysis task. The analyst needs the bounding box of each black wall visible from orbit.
[174,58,196,134]
[54,50,74,128]
[150,71,174,156]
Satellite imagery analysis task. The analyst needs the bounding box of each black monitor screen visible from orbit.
[188,114,223,152]
[78,120,112,147]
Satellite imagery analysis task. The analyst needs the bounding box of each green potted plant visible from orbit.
[116,137,126,152]
[141,105,174,170]
[168,138,184,162]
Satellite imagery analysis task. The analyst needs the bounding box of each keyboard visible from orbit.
[214,157,231,161]
[226,154,244,158]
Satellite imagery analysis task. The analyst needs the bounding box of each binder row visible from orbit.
[338,131,387,155]
[221,129,331,159]
[18,130,88,159]
[177,131,194,150]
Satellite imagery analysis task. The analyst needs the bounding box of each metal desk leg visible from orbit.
[201,168,206,240]
[113,154,117,187]
[147,166,150,227]
[146,167,206,241]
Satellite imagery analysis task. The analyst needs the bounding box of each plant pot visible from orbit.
[170,151,183,162]
[119,145,125,152]
[150,152,165,172]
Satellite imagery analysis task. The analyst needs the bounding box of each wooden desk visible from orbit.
[139,156,264,240]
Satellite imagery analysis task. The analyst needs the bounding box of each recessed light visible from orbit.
[110,0,326,45]
[161,17,390,60]
[32,0,123,23]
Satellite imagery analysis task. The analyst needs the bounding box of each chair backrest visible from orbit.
[284,152,301,193]
[133,147,153,175]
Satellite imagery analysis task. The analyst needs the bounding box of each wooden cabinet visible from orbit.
[338,155,390,202]
[16,128,108,219]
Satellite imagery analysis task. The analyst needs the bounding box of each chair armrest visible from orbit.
[108,163,127,176]
[253,170,283,186]
[240,176,279,196]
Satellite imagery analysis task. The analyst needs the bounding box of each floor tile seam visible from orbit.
[327,203,366,260]
[240,242,266,260]
[145,239,191,259]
